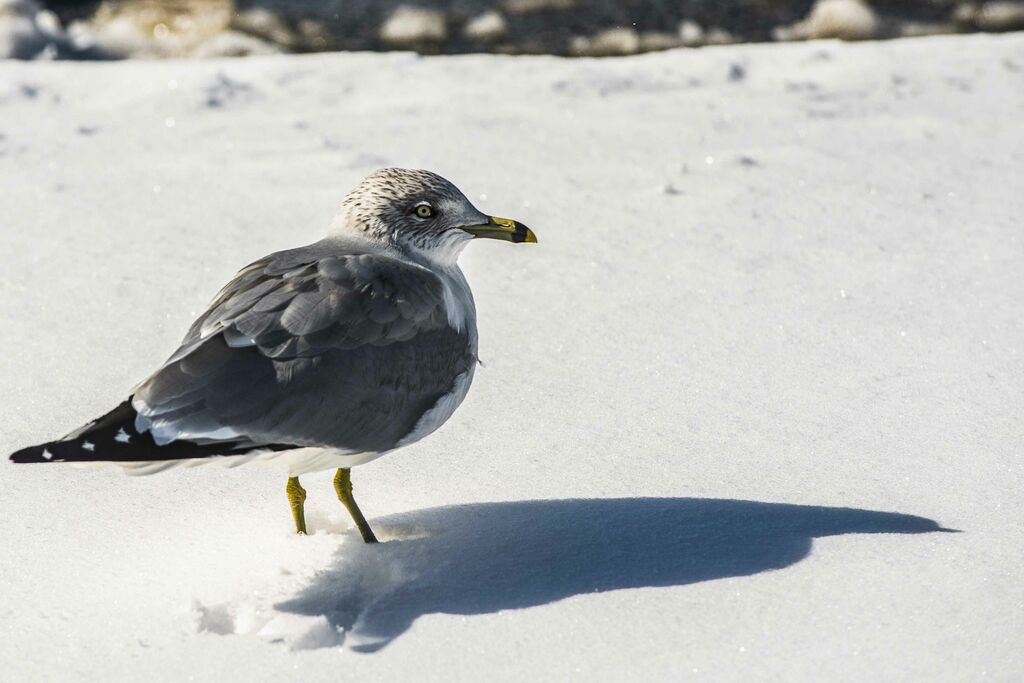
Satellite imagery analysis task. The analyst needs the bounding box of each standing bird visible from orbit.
[9,168,536,542]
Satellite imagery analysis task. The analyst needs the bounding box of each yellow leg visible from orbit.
[333,468,378,543]
[286,476,307,535]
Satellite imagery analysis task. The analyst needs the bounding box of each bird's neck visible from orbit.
[402,231,472,271]
[329,209,470,270]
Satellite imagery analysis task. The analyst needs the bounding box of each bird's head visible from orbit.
[334,168,536,264]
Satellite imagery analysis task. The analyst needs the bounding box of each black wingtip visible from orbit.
[10,444,56,464]
[9,398,298,467]
[8,399,140,465]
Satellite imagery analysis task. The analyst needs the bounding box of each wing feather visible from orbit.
[132,241,475,455]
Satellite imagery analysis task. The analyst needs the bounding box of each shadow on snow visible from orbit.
[276,497,951,652]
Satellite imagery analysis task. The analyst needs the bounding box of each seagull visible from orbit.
[9,168,536,542]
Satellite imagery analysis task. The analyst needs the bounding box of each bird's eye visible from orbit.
[415,204,433,218]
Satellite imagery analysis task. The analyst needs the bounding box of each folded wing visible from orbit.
[133,244,475,456]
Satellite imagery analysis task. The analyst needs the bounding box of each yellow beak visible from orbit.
[462,215,537,244]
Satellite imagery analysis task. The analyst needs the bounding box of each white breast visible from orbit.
[399,263,478,447]
[398,365,476,448]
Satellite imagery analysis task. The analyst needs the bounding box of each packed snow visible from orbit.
[1,33,1022,681]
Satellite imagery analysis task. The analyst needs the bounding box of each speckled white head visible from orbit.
[332,168,536,265]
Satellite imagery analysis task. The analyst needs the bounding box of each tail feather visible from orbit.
[10,399,292,465]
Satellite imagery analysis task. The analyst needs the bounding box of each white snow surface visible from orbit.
[1,34,1022,681]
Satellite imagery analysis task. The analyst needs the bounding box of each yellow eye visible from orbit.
[415,205,433,218]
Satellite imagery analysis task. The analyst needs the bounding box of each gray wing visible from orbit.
[132,244,475,454]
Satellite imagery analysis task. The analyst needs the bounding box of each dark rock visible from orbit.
[29,0,1020,59]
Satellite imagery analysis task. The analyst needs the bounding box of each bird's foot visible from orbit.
[334,468,378,543]
[286,476,308,535]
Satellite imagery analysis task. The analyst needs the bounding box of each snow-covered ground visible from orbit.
[1,33,1022,681]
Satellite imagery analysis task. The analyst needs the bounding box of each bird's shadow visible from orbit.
[277,497,952,652]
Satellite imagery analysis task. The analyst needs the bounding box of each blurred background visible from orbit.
[3,0,1023,60]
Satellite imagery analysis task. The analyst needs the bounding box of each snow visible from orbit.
[1,33,1022,681]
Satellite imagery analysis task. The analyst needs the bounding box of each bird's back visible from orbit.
[12,238,479,469]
